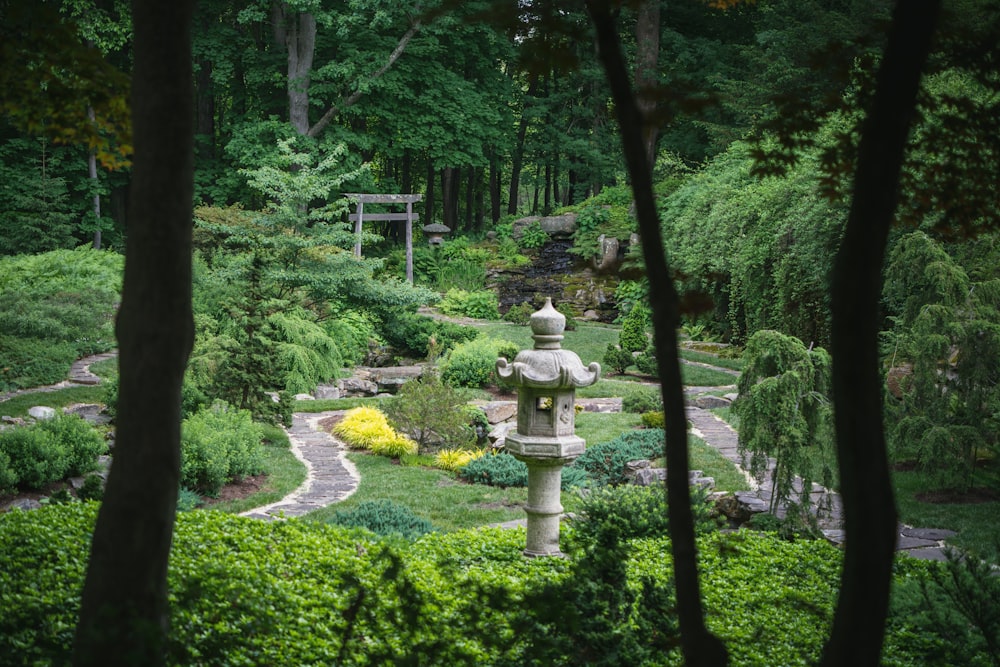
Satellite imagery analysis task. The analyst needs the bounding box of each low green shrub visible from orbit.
[572,429,664,487]
[634,348,659,377]
[440,337,518,388]
[379,310,479,358]
[555,302,578,331]
[518,221,549,249]
[180,403,265,496]
[76,474,104,502]
[603,344,633,374]
[619,304,650,354]
[457,451,528,487]
[438,288,500,321]
[0,450,17,492]
[325,499,434,539]
[0,415,106,490]
[641,411,665,429]
[621,385,663,414]
[384,373,477,451]
[502,302,533,325]
[34,414,106,477]
[0,335,79,391]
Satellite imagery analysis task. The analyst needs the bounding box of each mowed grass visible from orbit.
[303,451,538,532]
[0,385,107,418]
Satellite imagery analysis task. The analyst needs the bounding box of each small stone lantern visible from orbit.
[496,298,601,556]
[422,222,451,246]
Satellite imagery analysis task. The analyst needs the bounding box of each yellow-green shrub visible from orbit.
[434,447,486,472]
[333,407,416,457]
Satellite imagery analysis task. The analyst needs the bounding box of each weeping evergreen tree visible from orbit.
[884,232,1000,492]
[734,329,835,515]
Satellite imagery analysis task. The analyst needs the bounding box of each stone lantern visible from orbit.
[496,298,601,556]
[421,222,451,246]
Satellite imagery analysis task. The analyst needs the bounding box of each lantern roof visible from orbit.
[495,299,601,389]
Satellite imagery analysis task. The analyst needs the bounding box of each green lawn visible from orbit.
[303,452,538,532]
[0,386,107,418]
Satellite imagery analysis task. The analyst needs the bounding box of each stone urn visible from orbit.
[496,298,601,556]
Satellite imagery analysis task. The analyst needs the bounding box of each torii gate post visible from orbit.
[347,193,422,283]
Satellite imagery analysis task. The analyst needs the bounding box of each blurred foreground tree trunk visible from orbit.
[73,0,195,665]
[586,2,730,665]
[821,1,940,664]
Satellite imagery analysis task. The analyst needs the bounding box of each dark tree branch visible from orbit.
[307,21,421,138]
[822,0,941,665]
[586,1,729,665]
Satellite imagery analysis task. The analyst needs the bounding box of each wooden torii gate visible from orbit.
[346,193,422,283]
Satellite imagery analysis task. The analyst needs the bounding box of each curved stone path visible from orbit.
[240,412,360,521]
[686,405,953,561]
[0,351,118,405]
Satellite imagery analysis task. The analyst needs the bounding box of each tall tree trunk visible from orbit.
[507,73,539,215]
[402,150,413,194]
[425,158,436,223]
[86,106,102,250]
[273,3,316,135]
[442,166,458,231]
[586,2,730,665]
[635,0,660,169]
[73,1,195,665]
[464,166,476,231]
[489,153,502,222]
[821,1,940,664]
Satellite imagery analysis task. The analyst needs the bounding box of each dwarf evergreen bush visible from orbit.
[325,499,434,539]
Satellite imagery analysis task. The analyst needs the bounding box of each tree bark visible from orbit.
[586,2,729,665]
[635,0,660,169]
[73,0,195,665]
[273,3,316,136]
[86,106,102,250]
[821,1,940,664]
[489,153,502,222]
[507,72,539,215]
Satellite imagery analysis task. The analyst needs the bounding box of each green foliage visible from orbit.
[0,503,985,665]
[621,385,663,414]
[634,347,659,377]
[502,302,533,325]
[883,232,1000,492]
[440,337,518,388]
[566,192,636,263]
[379,310,479,359]
[180,403,265,497]
[571,430,665,488]
[438,288,500,321]
[659,142,846,345]
[641,411,665,429]
[518,221,549,249]
[33,414,106,478]
[76,474,104,502]
[325,499,435,540]
[0,248,121,389]
[734,330,835,514]
[569,484,715,548]
[384,373,477,451]
[602,343,633,375]
[0,414,105,491]
[457,451,528,488]
[619,303,650,354]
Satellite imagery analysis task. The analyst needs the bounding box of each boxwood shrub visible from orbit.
[180,403,265,496]
[0,414,106,491]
